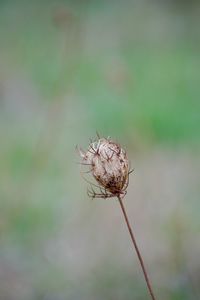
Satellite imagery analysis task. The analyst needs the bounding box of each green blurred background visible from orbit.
[0,0,200,299]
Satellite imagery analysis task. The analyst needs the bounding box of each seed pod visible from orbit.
[79,137,130,198]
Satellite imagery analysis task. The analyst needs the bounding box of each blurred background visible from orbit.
[0,0,200,299]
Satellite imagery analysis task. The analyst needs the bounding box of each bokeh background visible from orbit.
[0,0,200,299]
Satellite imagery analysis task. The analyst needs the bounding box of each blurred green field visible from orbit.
[0,1,200,300]
[1,0,200,143]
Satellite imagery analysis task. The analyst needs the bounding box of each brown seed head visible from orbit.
[79,137,130,198]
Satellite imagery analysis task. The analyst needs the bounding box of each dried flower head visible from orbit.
[78,136,132,199]
[77,136,157,300]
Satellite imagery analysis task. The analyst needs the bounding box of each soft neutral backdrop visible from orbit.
[0,0,200,299]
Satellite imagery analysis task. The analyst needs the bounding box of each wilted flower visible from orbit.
[77,135,157,300]
[79,136,132,199]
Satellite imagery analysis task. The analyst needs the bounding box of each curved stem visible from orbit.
[118,196,157,300]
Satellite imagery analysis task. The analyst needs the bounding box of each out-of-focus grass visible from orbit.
[0,0,200,144]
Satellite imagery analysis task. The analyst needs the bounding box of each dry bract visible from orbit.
[79,137,130,199]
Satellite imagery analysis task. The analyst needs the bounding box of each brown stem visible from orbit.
[118,196,157,300]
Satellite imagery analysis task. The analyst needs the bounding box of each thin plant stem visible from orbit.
[118,196,157,300]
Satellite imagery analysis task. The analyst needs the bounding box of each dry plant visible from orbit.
[78,134,157,300]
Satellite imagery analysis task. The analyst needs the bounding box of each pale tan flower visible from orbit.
[79,137,132,199]
[78,136,157,300]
